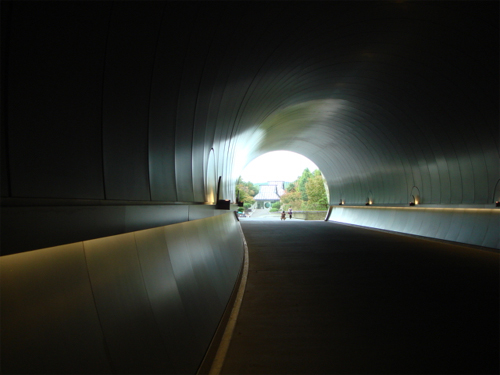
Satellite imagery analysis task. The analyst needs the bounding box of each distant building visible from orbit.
[254,181,286,209]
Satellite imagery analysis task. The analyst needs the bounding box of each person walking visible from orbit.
[288,207,293,219]
[281,210,286,221]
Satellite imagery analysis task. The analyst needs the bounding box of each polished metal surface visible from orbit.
[329,207,500,249]
[0,204,193,255]
[165,222,221,350]
[0,243,110,374]
[84,233,171,374]
[1,2,498,253]
[134,226,203,374]
[2,2,497,205]
[0,213,244,374]
[0,2,498,373]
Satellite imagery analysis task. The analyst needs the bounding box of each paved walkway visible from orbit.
[220,220,499,374]
[243,209,303,221]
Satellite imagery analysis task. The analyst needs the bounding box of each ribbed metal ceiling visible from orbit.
[2,1,498,206]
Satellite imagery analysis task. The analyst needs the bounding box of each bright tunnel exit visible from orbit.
[236,151,330,216]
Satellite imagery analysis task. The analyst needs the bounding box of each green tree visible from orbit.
[297,168,313,201]
[305,173,329,209]
[280,168,328,210]
[280,190,303,211]
[235,176,259,205]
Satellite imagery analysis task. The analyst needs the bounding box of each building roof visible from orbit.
[267,181,285,196]
[254,181,286,201]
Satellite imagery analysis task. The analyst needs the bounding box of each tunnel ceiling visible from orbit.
[2,1,499,206]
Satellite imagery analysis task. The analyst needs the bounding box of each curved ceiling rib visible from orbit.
[2,1,498,207]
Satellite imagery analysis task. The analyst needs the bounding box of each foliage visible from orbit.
[269,208,279,212]
[237,207,244,212]
[297,168,313,201]
[280,168,328,210]
[280,190,302,211]
[305,174,329,209]
[235,176,260,205]
[243,203,252,209]
[271,201,281,210]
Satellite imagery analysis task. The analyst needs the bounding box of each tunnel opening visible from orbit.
[1,3,498,375]
[235,151,330,218]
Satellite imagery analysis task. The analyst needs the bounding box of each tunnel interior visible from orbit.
[0,1,499,374]
[2,1,498,254]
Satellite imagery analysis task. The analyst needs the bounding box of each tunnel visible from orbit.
[1,1,498,374]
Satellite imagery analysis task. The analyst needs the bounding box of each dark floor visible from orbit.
[220,220,499,375]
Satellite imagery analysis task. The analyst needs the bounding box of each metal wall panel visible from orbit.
[181,223,225,324]
[84,233,172,373]
[216,214,244,282]
[148,3,197,202]
[197,218,234,303]
[434,210,453,241]
[0,243,111,374]
[483,212,500,249]
[419,210,440,239]
[173,8,220,203]
[444,210,466,244]
[5,2,110,199]
[164,222,216,353]
[204,215,235,298]
[455,211,480,245]
[194,221,229,305]
[2,2,497,252]
[188,204,216,221]
[1,204,190,255]
[134,226,203,374]
[101,3,164,201]
[0,212,244,374]
[329,207,500,250]
[3,2,498,209]
[469,210,491,247]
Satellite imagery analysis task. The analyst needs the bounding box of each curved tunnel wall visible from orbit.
[0,212,244,374]
[329,206,499,250]
[2,2,498,256]
[0,3,498,373]
[2,2,499,253]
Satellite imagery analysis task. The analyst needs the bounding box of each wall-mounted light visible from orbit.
[409,194,416,206]
[410,186,420,206]
[493,179,500,207]
[366,190,373,206]
[339,199,344,205]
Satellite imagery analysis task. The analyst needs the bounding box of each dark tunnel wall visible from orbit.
[0,2,499,374]
[1,1,499,249]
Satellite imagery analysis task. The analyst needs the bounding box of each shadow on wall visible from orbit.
[0,213,244,374]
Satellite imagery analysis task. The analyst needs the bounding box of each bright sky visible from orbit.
[240,151,319,183]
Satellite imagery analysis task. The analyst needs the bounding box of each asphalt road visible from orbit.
[221,220,499,374]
